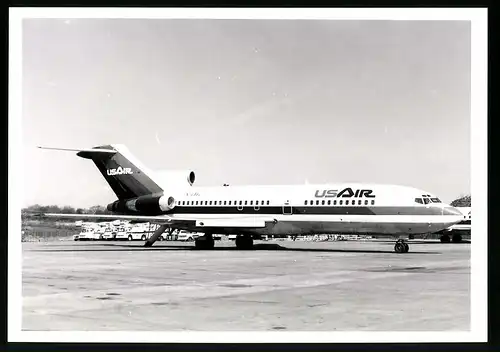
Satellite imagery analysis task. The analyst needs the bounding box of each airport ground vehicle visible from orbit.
[122,222,161,241]
[177,231,196,241]
[99,226,116,240]
[73,226,100,241]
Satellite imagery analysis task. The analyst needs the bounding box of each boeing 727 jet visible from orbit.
[37,144,463,253]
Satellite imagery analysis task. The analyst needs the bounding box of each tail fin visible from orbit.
[38,144,163,200]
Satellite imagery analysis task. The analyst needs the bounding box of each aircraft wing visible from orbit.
[38,213,277,228]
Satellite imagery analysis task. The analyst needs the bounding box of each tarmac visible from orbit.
[22,239,471,331]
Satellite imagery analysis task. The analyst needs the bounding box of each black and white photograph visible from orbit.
[8,8,487,343]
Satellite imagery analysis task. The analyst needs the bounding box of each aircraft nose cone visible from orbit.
[443,206,463,216]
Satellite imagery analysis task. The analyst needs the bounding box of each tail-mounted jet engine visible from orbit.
[107,194,176,215]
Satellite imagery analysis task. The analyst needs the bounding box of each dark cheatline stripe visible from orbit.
[166,206,449,216]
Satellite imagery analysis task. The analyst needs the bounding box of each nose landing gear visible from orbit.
[394,239,409,253]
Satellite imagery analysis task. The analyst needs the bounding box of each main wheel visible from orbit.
[403,243,410,253]
[394,242,406,253]
[235,235,253,250]
[141,235,146,241]
[128,235,133,241]
[452,234,463,243]
[440,235,451,243]
[195,237,215,250]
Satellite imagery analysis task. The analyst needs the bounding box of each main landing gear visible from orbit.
[195,234,215,250]
[235,235,253,250]
[394,239,410,253]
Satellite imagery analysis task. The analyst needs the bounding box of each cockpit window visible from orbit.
[422,198,430,205]
[415,198,423,204]
[430,198,441,203]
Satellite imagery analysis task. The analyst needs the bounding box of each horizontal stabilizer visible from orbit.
[37,146,117,155]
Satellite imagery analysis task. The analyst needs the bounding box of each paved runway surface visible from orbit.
[22,239,470,331]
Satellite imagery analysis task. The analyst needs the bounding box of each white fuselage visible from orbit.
[161,183,463,236]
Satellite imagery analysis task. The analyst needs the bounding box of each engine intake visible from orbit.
[159,195,176,211]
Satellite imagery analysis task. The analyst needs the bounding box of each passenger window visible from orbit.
[371,200,375,205]
[250,201,253,205]
[322,200,325,205]
[339,200,343,205]
[304,200,308,205]
[239,201,242,205]
[267,200,270,205]
[358,200,362,205]
[244,201,248,205]
[316,200,319,205]
[222,201,226,205]
[327,200,331,205]
[195,201,198,205]
[229,201,232,205]
[365,200,368,205]
[333,200,337,205]
[415,198,423,204]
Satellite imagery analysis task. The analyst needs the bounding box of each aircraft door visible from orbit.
[282,201,292,215]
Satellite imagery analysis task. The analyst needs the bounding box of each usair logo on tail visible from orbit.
[107,167,133,176]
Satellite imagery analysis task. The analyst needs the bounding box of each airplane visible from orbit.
[36,144,464,253]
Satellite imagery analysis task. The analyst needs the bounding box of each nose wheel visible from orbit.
[394,239,409,253]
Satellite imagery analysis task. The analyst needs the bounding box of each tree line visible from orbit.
[22,204,113,215]
[450,194,471,208]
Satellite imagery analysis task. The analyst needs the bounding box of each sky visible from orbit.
[22,19,471,208]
